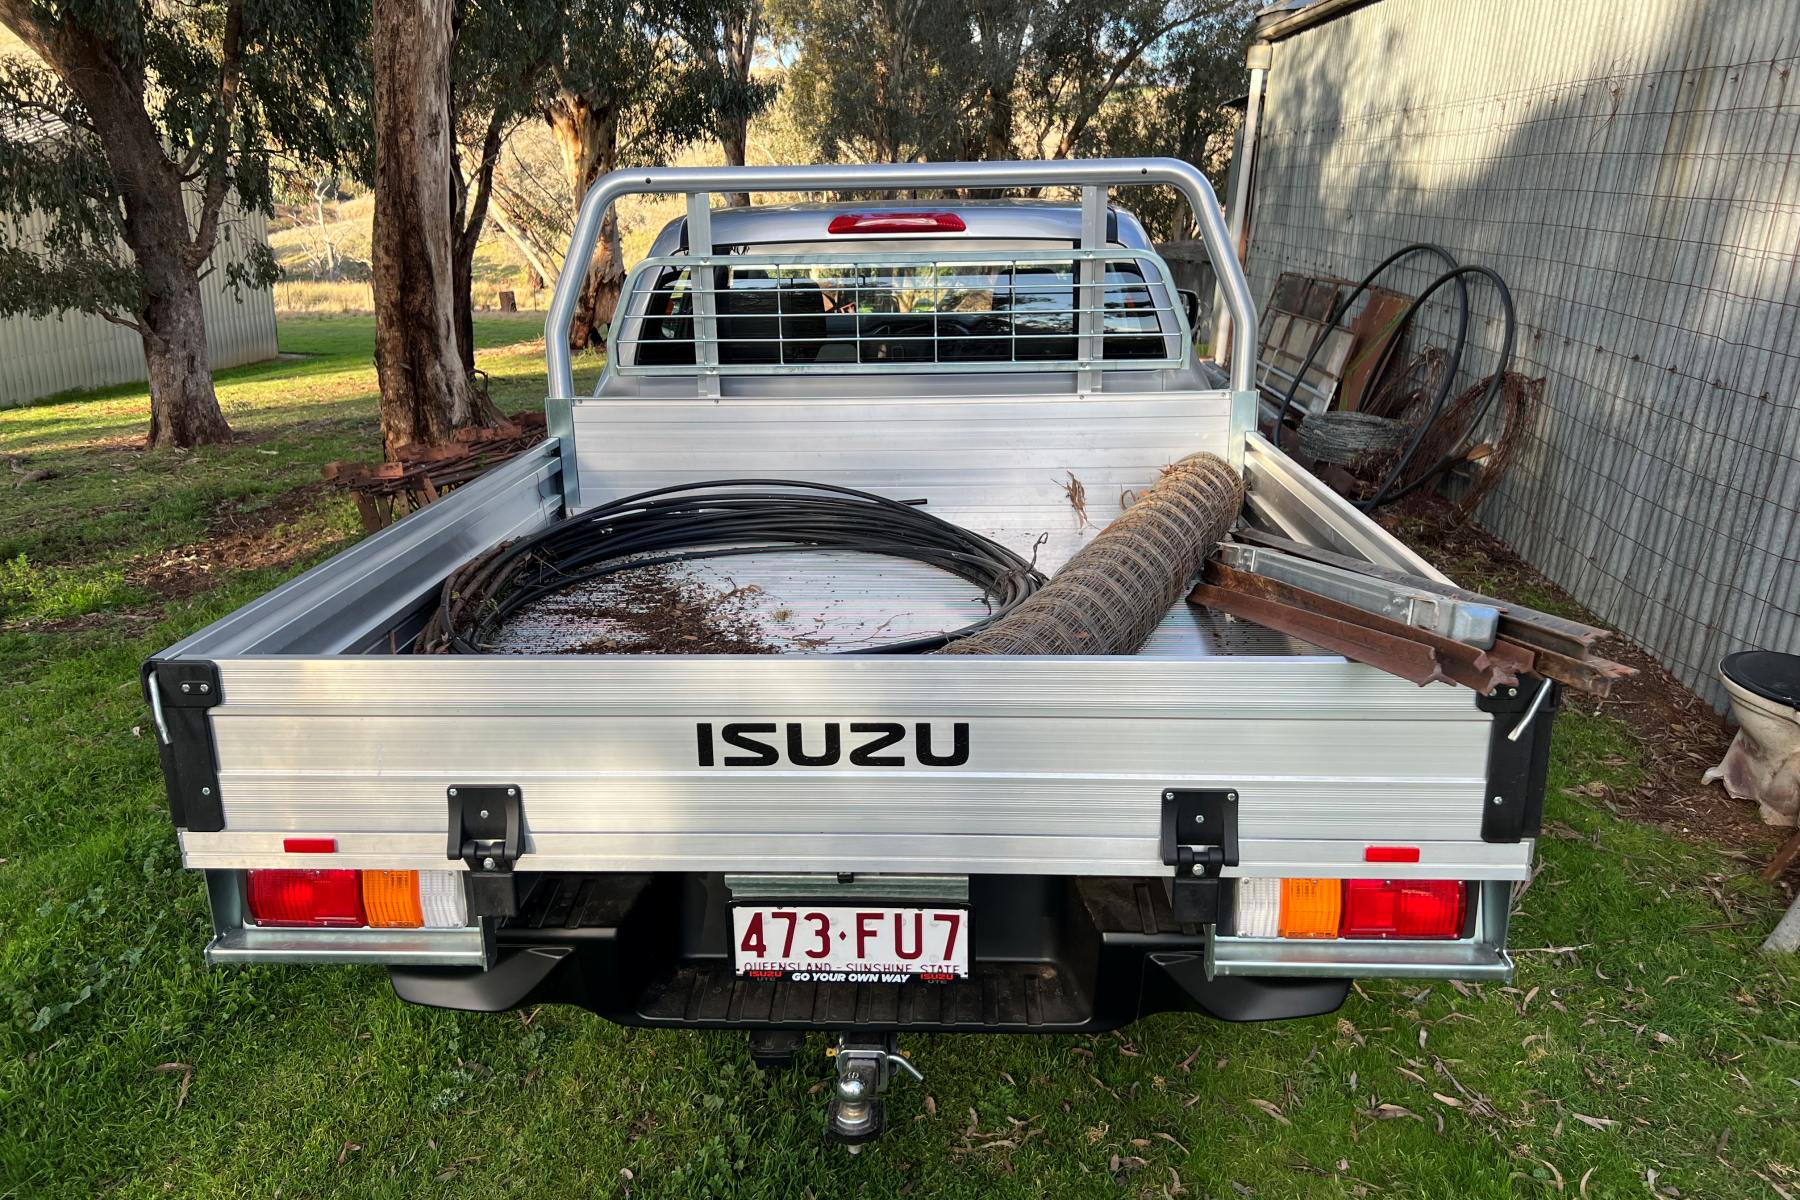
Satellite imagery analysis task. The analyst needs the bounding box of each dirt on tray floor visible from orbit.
[1381,495,1792,875]
[517,564,780,655]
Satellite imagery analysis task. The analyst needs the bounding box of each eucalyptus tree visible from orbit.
[451,0,562,370]
[1086,0,1256,238]
[372,0,487,453]
[0,0,368,447]
[545,0,711,349]
[1023,0,1205,160]
[768,0,976,166]
[667,0,777,206]
[765,0,1236,180]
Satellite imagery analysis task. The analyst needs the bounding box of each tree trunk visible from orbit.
[140,261,232,449]
[721,119,750,208]
[451,237,478,377]
[371,0,480,456]
[547,91,620,353]
[22,5,237,450]
[720,5,755,208]
[568,204,624,348]
[984,81,1014,160]
[451,118,504,376]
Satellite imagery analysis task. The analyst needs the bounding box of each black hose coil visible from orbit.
[418,479,1047,654]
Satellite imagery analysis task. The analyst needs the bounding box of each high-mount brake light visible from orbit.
[1342,879,1466,939]
[827,211,967,235]
[246,869,364,927]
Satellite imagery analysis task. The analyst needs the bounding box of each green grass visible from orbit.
[1,320,1796,1198]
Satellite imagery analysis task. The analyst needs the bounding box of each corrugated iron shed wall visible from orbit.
[0,200,278,407]
[1244,0,1800,709]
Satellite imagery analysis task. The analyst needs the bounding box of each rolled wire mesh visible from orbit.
[937,452,1243,657]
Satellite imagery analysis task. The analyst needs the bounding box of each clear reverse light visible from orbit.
[1235,877,1281,938]
[419,870,469,928]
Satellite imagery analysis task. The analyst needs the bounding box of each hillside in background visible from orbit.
[270,121,794,316]
[270,192,542,314]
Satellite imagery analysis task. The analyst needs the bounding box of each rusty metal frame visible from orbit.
[1194,563,1532,693]
[1223,529,1635,696]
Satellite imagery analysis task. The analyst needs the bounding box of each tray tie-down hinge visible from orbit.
[447,785,524,917]
[1160,788,1240,925]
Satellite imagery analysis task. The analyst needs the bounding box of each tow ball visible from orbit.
[825,1033,923,1150]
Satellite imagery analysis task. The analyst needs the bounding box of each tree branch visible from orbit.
[185,0,246,270]
[486,193,559,285]
[0,90,97,136]
[455,108,507,262]
[96,307,147,335]
[1053,13,1191,157]
[0,0,57,60]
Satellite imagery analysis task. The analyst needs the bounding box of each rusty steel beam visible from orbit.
[1495,638,1632,699]
[1195,563,1530,693]
[1189,583,1447,685]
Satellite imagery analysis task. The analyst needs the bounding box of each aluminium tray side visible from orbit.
[158,441,565,659]
[175,654,1530,881]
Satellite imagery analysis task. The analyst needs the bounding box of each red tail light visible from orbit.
[827,211,966,235]
[1342,879,1466,939]
[247,869,365,927]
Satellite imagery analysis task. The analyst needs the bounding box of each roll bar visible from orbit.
[545,157,1258,397]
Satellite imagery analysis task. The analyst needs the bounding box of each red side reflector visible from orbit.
[827,211,967,235]
[1363,846,1420,863]
[283,837,337,853]
[1342,879,1465,939]
[246,869,365,927]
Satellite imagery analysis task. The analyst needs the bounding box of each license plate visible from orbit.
[731,905,968,981]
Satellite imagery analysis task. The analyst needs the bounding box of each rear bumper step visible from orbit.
[388,873,1353,1030]
[1209,931,1512,980]
[640,962,1090,1029]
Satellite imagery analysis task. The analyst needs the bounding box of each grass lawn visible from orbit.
[1,315,1795,1199]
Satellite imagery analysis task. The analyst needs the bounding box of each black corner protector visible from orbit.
[143,659,225,832]
[1479,676,1561,843]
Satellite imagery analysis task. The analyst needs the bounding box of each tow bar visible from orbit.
[825,1033,923,1150]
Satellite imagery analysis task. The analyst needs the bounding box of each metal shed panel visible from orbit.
[1244,0,1800,708]
[0,196,278,407]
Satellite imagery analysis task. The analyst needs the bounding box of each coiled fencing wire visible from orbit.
[417,479,1046,655]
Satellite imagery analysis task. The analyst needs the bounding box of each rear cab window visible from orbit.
[621,226,1176,369]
